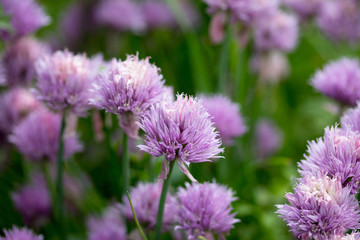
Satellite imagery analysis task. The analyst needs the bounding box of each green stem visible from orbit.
[122,132,129,195]
[56,111,66,240]
[218,18,231,93]
[155,160,175,240]
[126,191,149,240]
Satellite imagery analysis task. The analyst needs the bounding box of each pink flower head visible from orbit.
[0,226,43,240]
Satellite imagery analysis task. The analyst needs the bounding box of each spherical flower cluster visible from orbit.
[35,50,95,115]
[9,109,82,162]
[255,119,282,159]
[87,206,127,240]
[138,94,223,181]
[0,88,41,135]
[0,226,43,240]
[11,174,51,227]
[200,94,247,145]
[317,0,360,43]
[176,182,239,240]
[95,0,145,32]
[90,54,166,138]
[119,182,177,230]
[276,174,360,239]
[311,58,360,106]
[254,11,298,52]
[283,0,324,19]
[0,0,50,38]
[299,126,360,193]
[2,37,50,86]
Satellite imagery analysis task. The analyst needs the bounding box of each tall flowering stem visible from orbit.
[155,160,175,240]
[56,111,66,240]
[122,132,129,195]
[126,191,148,240]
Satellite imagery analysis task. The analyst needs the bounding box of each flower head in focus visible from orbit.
[176,182,239,240]
[276,174,360,239]
[138,94,223,181]
[0,226,43,240]
[311,58,360,106]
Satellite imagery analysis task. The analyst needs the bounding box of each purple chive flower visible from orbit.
[90,54,166,138]
[2,37,50,87]
[333,232,360,240]
[0,88,42,135]
[35,50,95,115]
[0,0,50,37]
[311,58,360,106]
[11,174,51,227]
[276,174,360,239]
[140,0,176,29]
[0,226,43,240]
[176,182,239,240]
[95,0,145,32]
[283,0,324,20]
[9,109,82,162]
[255,119,283,159]
[229,0,279,25]
[341,103,360,133]
[119,182,177,230]
[203,0,229,14]
[299,126,360,194]
[200,94,247,145]
[317,0,360,43]
[87,206,127,240]
[254,10,298,52]
[138,94,223,181]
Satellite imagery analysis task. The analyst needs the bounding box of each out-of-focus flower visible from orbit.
[0,0,50,37]
[209,12,226,44]
[276,174,360,239]
[90,54,166,138]
[138,94,223,181]
[255,119,282,159]
[87,206,127,240]
[95,0,145,32]
[250,51,289,84]
[299,126,360,194]
[34,50,95,115]
[203,0,229,14]
[11,174,51,227]
[0,88,42,135]
[283,0,324,20]
[311,58,360,106]
[176,182,239,240]
[2,37,50,86]
[119,182,177,230]
[200,94,247,145]
[9,109,82,162]
[140,0,176,29]
[341,103,360,132]
[317,0,360,43]
[254,11,298,52]
[0,226,43,240]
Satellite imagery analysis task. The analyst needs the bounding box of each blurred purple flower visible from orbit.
[95,0,145,32]
[87,206,127,240]
[283,0,324,20]
[203,0,229,14]
[176,182,239,240]
[0,226,43,240]
[138,94,223,181]
[255,119,282,159]
[0,88,42,135]
[254,10,298,52]
[119,182,177,230]
[90,54,166,138]
[9,109,82,162]
[209,12,226,44]
[11,174,51,227]
[2,37,50,87]
[317,0,360,43]
[311,58,360,106]
[34,50,95,115]
[140,0,176,29]
[341,103,360,133]
[299,126,360,194]
[276,174,360,239]
[0,0,50,37]
[200,94,247,145]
